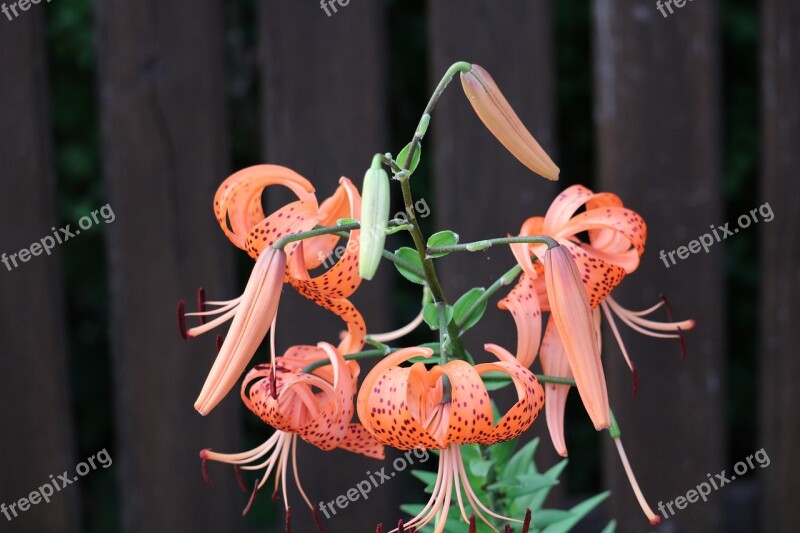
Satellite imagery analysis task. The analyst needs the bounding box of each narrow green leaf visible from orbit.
[541,491,610,533]
[394,247,425,285]
[453,287,488,331]
[600,520,617,533]
[426,230,460,258]
[396,142,422,173]
[422,303,453,330]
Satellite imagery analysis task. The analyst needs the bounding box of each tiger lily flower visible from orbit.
[357,345,543,533]
[213,164,368,354]
[502,185,694,427]
[501,185,691,523]
[202,342,383,529]
[179,166,369,413]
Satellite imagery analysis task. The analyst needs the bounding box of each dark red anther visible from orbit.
[199,449,211,484]
[177,300,188,339]
[272,487,280,502]
[469,514,476,533]
[631,363,639,397]
[234,464,248,493]
[312,508,325,531]
[242,480,259,516]
[270,368,278,400]
[522,508,532,533]
[197,287,207,325]
[650,515,661,526]
[375,524,383,533]
[397,519,405,532]
[504,525,512,533]
[215,334,224,352]
[285,506,293,533]
[660,294,687,360]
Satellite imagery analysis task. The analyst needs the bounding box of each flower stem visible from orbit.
[401,61,472,175]
[454,263,523,332]
[272,222,360,250]
[427,235,559,257]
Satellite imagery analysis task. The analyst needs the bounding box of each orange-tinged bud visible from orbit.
[460,64,559,180]
[544,245,610,429]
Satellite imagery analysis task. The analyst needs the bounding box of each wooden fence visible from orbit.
[0,1,796,532]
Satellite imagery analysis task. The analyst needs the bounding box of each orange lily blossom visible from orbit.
[503,185,695,449]
[501,185,692,524]
[202,341,383,529]
[357,345,544,533]
[179,165,369,414]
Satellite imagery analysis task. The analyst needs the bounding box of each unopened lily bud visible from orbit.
[544,245,609,429]
[359,158,391,280]
[460,64,560,180]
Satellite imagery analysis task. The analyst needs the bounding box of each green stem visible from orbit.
[401,61,472,175]
[535,375,577,387]
[607,409,621,439]
[454,264,523,332]
[427,235,559,256]
[273,222,360,250]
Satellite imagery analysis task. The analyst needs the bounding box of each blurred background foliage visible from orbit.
[44,0,757,530]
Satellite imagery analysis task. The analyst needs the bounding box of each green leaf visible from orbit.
[468,458,495,478]
[531,509,572,528]
[422,303,453,330]
[452,287,488,331]
[540,491,610,533]
[527,459,568,511]
[410,469,438,492]
[396,142,422,174]
[394,247,425,285]
[600,520,617,533]
[426,230,459,258]
[501,438,540,482]
[489,436,518,467]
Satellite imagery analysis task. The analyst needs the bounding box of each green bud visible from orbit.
[359,157,391,280]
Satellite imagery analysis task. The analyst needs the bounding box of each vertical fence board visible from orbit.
[0,11,80,533]
[95,1,244,531]
[259,3,395,530]
[593,1,725,530]
[760,0,800,529]
[427,0,564,508]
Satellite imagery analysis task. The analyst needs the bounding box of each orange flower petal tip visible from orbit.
[460,64,560,181]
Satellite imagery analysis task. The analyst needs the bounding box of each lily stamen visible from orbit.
[370,310,425,343]
[613,436,661,526]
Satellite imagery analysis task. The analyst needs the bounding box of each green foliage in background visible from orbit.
[402,439,614,532]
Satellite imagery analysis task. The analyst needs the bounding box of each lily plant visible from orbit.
[177,61,694,532]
